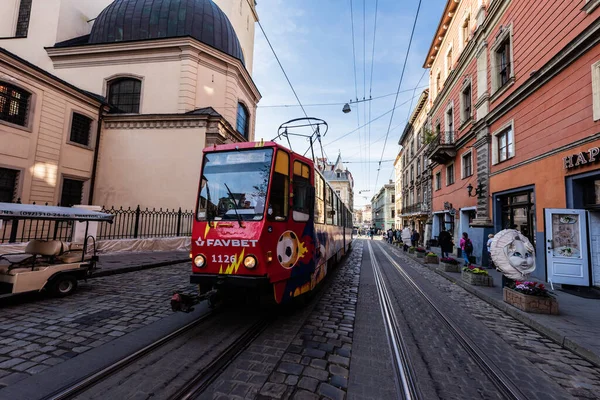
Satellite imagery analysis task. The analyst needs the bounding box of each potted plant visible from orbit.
[439,257,460,272]
[424,252,439,264]
[415,247,426,258]
[461,266,493,286]
[503,281,558,315]
[408,246,415,254]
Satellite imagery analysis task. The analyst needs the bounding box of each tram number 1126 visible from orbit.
[211,254,236,264]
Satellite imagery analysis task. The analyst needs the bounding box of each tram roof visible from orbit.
[203,141,314,164]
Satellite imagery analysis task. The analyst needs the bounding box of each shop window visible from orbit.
[462,151,473,178]
[446,163,455,186]
[108,78,141,113]
[236,103,249,138]
[491,25,514,94]
[15,0,33,37]
[292,161,311,222]
[0,168,19,203]
[0,82,31,127]
[461,82,472,123]
[583,179,600,208]
[435,172,441,190]
[69,113,93,147]
[60,178,84,207]
[501,190,536,245]
[315,174,325,224]
[268,150,289,221]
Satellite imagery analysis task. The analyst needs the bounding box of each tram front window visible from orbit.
[197,149,273,221]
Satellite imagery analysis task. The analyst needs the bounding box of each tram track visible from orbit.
[42,304,272,400]
[367,240,530,400]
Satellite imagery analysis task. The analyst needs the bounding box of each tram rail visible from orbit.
[373,241,529,400]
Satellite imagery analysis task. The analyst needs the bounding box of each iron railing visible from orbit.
[400,203,431,215]
[97,206,193,240]
[0,202,194,244]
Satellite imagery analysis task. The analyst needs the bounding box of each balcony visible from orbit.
[427,131,456,164]
[400,203,431,216]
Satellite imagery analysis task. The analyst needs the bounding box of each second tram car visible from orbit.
[190,141,352,304]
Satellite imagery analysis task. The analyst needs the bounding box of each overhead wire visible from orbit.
[367,0,379,193]
[373,0,422,193]
[349,0,363,184]
[258,19,334,166]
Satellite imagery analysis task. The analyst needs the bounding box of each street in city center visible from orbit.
[2,0,600,399]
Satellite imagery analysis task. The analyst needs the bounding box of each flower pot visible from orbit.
[408,248,415,254]
[416,252,425,259]
[424,255,439,264]
[503,288,559,315]
[461,271,493,286]
[439,262,460,272]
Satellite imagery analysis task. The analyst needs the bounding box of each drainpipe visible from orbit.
[88,106,105,205]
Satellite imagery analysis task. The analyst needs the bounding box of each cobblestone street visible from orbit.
[0,263,194,388]
[383,242,600,400]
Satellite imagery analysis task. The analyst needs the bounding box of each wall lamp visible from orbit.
[467,181,486,199]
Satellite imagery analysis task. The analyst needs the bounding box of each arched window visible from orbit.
[0,82,31,127]
[107,78,141,113]
[236,103,249,138]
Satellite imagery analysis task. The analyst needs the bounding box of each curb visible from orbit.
[91,258,189,278]
[389,243,600,368]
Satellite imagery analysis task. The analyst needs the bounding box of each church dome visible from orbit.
[89,0,245,64]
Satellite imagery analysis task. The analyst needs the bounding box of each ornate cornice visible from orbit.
[104,119,207,130]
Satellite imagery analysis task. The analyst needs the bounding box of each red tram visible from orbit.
[189,141,352,304]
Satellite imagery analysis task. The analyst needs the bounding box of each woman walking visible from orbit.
[438,228,453,258]
[459,232,473,266]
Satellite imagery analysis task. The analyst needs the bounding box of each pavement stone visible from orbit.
[0,262,195,388]
[382,241,599,400]
[256,240,362,400]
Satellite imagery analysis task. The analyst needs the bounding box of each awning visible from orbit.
[0,203,114,222]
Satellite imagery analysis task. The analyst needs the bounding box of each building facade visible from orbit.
[371,181,395,231]
[322,154,354,211]
[398,90,432,243]
[0,0,261,210]
[425,0,600,286]
[393,153,403,228]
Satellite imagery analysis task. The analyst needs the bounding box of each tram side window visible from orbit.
[315,175,325,224]
[326,188,334,225]
[268,150,289,221]
[293,161,311,222]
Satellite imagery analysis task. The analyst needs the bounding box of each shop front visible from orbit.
[491,141,600,287]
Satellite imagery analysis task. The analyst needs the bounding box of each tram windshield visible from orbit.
[197,148,273,221]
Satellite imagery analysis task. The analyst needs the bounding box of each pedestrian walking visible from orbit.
[487,233,495,268]
[438,228,453,258]
[411,229,420,247]
[401,227,411,251]
[387,229,393,243]
[460,232,473,266]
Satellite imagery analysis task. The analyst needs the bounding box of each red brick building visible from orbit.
[424,0,600,286]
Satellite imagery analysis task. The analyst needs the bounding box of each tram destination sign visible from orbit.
[563,146,600,170]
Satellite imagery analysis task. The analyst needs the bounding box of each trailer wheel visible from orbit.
[50,274,78,297]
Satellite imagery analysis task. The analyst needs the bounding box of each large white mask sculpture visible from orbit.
[490,229,536,280]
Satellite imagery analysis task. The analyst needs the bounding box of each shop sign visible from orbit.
[563,147,600,169]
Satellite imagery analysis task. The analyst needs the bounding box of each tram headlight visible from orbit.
[194,254,206,268]
[243,255,257,269]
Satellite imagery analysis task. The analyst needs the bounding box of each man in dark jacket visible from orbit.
[411,229,420,247]
[438,229,453,258]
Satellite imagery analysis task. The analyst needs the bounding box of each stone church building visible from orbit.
[0,0,261,210]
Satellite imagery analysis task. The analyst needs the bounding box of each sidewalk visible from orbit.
[398,244,600,367]
[92,250,189,277]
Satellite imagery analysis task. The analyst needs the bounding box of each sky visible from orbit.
[250,0,447,208]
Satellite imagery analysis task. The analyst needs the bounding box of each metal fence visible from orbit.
[0,203,194,244]
[97,206,194,240]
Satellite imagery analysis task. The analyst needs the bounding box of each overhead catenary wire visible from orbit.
[368,0,379,194]
[349,0,363,186]
[373,0,422,193]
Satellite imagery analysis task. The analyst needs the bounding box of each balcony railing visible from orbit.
[427,131,457,164]
[400,203,431,216]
